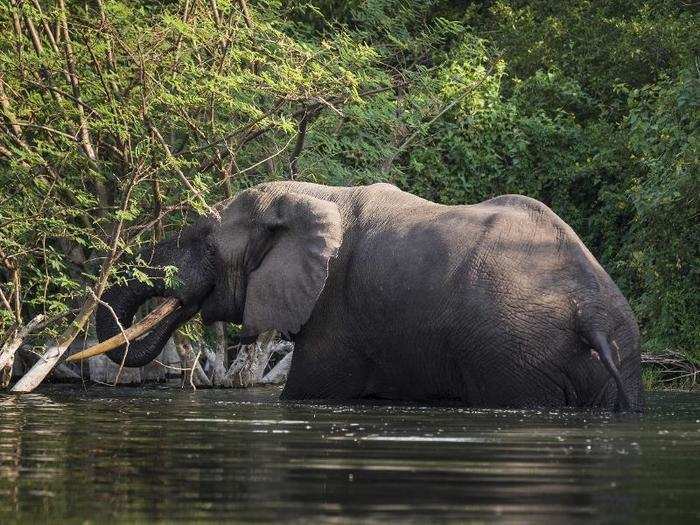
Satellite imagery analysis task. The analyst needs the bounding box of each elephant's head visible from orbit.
[82,187,342,367]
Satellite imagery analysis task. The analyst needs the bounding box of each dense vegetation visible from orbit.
[1,1,698,367]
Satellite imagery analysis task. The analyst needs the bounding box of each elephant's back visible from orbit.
[462,195,636,330]
[355,192,637,348]
[466,194,619,296]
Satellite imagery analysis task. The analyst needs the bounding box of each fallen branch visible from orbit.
[65,298,180,363]
[225,331,291,387]
[0,314,47,388]
[642,350,698,389]
[15,346,81,382]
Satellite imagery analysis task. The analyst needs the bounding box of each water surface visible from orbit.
[1,386,698,523]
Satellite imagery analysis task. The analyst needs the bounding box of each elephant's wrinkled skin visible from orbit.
[97,182,643,411]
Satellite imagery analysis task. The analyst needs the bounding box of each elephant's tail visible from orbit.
[588,330,631,411]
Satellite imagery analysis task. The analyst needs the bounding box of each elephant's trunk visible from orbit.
[92,278,177,367]
[67,298,181,363]
[93,258,196,367]
[87,230,214,368]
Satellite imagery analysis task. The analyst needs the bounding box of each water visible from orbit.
[1,386,698,523]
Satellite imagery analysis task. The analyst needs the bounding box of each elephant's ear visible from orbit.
[241,189,342,339]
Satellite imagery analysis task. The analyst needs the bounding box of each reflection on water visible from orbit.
[1,386,699,523]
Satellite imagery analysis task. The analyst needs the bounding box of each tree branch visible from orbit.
[290,109,312,177]
[148,122,218,218]
[11,168,142,393]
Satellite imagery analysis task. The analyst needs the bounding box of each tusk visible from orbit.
[65,298,181,363]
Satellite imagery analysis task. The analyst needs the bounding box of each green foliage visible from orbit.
[622,70,699,353]
[0,0,697,361]
[456,1,699,359]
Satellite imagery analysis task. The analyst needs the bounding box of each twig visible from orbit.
[0,246,22,324]
[235,132,296,178]
[57,0,99,164]
[25,80,100,115]
[15,121,77,141]
[312,95,343,116]
[29,0,59,54]
[189,349,202,390]
[238,0,254,28]
[0,75,24,138]
[209,0,222,28]
[0,287,13,315]
[148,122,218,218]
[153,359,192,372]
[290,109,313,177]
[642,350,699,389]
[9,2,24,64]
[87,288,130,386]
[180,97,287,158]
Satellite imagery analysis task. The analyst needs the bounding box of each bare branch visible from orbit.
[290,109,313,177]
[29,0,59,54]
[1,314,46,388]
[238,0,254,28]
[237,133,296,179]
[0,286,13,315]
[57,0,98,163]
[86,288,130,386]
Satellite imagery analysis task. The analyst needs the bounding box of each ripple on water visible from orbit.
[0,386,698,523]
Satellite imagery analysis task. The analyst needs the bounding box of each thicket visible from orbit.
[1,1,697,377]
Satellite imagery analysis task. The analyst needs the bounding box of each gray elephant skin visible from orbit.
[96,181,643,411]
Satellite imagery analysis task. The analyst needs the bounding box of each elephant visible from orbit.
[86,181,643,411]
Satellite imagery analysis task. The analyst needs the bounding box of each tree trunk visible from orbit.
[210,322,228,386]
[225,330,284,387]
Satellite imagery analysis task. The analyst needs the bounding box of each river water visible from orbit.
[0,386,698,523]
